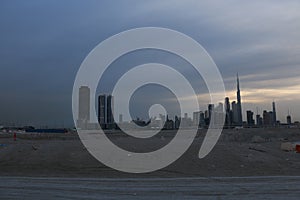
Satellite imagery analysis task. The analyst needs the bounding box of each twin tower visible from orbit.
[77,87,114,129]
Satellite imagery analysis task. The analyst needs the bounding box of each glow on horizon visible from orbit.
[176,83,300,107]
[226,84,300,104]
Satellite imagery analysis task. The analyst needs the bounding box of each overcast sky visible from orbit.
[0,0,300,127]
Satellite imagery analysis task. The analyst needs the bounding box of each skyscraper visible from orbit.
[77,86,90,129]
[78,86,90,122]
[272,101,277,125]
[256,114,263,126]
[224,97,231,126]
[287,115,292,125]
[236,73,243,126]
[287,109,292,125]
[208,104,214,125]
[246,110,255,126]
[193,111,201,126]
[231,101,238,124]
[98,95,106,126]
[215,102,224,127]
[98,94,114,129]
[174,115,180,129]
[199,111,205,127]
[107,95,114,124]
[263,110,273,126]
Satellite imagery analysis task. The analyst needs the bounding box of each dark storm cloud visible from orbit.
[0,0,299,126]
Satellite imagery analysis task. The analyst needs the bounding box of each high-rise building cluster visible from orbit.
[223,74,243,127]
[245,103,279,129]
[77,73,296,130]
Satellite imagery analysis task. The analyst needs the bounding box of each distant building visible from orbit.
[232,101,238,125]
[78,86,90,121]
[224,74,243,127]
[272,101,277,125]
[78,86,90,128]
[159,114,166,126]
[199,111,205,127]
[204,110,209,121]
[236,73,243,126]
[164,115,174,130]
[224,97,231,126]
[287,115,292,125]
[246,110,255,126]
[193,111,201,127]
[215,103,225,127]
[263,111,268,126]
[107,95,114,124]
[184,113,188,119]
[98,95,106,126]
[256,114,263,126]
[208,104,214,125]
[181,113,192,127]
[174,115,180,129]
[98,94,115,129]
[263,110,273,126]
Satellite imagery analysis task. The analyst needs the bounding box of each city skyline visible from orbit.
[2,73,299,128]
[1,72,299,128]
[75,72,297,131]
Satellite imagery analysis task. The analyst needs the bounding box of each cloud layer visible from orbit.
[0,0,299,126]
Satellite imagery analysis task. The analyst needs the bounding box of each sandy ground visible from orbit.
[0,128,300,178]
[2,176,300,199]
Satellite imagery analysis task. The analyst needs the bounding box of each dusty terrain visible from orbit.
[0,128,299,178]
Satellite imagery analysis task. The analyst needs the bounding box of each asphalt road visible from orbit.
[1,176,300,199]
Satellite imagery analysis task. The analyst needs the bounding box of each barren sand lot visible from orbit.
[0,128,299,178]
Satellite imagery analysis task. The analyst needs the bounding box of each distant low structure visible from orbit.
[25,128,68,133]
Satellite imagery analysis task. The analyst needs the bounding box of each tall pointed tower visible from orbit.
[272,101,277,126]
[236,73,243,125]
